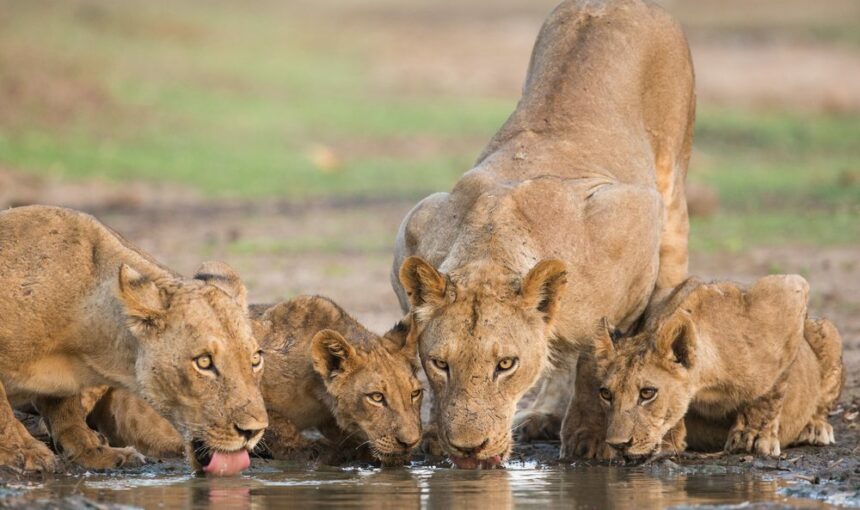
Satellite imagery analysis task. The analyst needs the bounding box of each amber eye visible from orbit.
[432,359,448,371]
[411,389,423,400]
[640,387,657,401]
[251,351,263,369]
[599,387,612,401]
[496,357,516,372]
[367,392,385,404]
[195,354,214,371]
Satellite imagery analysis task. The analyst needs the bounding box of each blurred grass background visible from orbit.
[0,0,858,254]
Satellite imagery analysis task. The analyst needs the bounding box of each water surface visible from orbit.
[0,460,847,509]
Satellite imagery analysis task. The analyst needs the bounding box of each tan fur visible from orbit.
[84,296,424,465]
[0,205,266,472]
[569,275,843,460]
[391,0,695,463]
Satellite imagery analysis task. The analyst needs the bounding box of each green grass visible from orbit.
[1,1,857,252]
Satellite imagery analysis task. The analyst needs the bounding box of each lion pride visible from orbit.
[392,0,695,467]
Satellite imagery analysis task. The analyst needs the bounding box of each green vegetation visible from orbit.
[1,0,857,253]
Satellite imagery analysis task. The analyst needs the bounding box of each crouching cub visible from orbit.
[0,206,266,474]
[586,275,842,460]
[87,296,424,465]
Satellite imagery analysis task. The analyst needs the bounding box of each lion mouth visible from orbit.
[191,439,250,476]
[449,454,503,469]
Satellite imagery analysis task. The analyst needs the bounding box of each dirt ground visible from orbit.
[1,172,858,496]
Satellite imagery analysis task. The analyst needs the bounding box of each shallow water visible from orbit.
[0,460,848,509]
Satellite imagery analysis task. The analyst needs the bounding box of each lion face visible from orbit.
[311,324,423,465]
[399,257,567,468]
[117,262,267,471]
[592,314,697,460]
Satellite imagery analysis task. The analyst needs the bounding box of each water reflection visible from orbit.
[7,461,834,510]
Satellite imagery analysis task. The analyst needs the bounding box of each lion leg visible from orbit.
[560,355,614,461]
[794,319,842,446]
[34,394,145,469]
[724,369,789,457]
[660,419,688,455]
[260,413,318,460]
[88,388,184,458]
[0,381,57,473]
[514,364,573,441]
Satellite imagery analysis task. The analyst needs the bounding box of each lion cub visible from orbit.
[88,296,424,465]
[588,275,842,459]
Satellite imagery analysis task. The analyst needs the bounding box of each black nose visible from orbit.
[450,438,489,456]
[606,438,633,452]
[235,424,263,441]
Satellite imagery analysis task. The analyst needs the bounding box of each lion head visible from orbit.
[591,306,698,460]
[117,261,267,474]
[310,318,423,465]
[398,256,567,468]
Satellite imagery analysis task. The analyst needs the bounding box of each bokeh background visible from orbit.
[0,0,858,384]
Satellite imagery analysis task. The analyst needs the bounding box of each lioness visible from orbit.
[582,275,843,460]
[85,296,424,465]
[391,0,695,467]
[0,205,267,474]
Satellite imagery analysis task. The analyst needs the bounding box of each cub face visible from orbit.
[592,316,697,460]
[118,261,267,471]
[311,321,423,465]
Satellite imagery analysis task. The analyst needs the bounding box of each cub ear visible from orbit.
[193,261,248,311]
[592,317,616,362]
[311,329,357,380]
[399,257,451,316]
[381,316,416,356]
[656,313,697,369]
[117,264,167,335]
[521,259,568,325]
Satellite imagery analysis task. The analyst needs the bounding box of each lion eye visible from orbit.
[496,357,517,372]
[195,354,214,371]
[367,392,385,404]
[432,359,448,371]
[251,350,263,369]
[639,387,657,401]
[599,387,612,401]
[411,389,423,400]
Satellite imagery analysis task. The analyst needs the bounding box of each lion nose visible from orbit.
[234,423,265,442]
[396,435,420,450]
[606,437,633,452]
[450,438,489,456]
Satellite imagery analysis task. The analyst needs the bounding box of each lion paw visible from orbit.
[71,445,146,470]
[0,439,57,473]
[796,419,835,446]
[514,410,561,441]
[561,428,615,461]
[725,427,781,457]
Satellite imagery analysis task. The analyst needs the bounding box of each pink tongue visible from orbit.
[203,450,250,476]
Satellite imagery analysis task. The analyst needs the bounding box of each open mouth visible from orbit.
[191,439,251,476]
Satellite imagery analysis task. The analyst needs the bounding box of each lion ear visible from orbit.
[381,316,416,356]
[193,261,248,312]
[521,259,568,325]
[117,264,168,336]
[311,329,357,380]
[592,317,616,361]
[656,313,697,368]
[399,257,451,316]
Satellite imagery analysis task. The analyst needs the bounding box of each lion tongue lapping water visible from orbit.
[202,450,251,476]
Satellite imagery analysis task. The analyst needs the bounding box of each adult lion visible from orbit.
[392,0,694,467]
